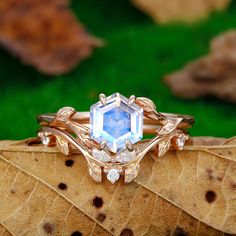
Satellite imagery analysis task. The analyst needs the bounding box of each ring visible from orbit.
[37,93,194,184]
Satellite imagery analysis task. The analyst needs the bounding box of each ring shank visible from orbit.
[38,111,194,135]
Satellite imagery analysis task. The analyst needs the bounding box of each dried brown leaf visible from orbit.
[165,31,236,103]
[0,137,235,235]
[132,0,230,23]
[0,224,11,236]
[0,0,101,75]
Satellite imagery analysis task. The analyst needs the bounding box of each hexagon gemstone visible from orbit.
[90,93,143,153]
[103,107,131,138]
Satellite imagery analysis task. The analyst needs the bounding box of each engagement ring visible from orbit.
[38,93,194,184]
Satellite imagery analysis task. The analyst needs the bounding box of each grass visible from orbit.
[0,0,236,140]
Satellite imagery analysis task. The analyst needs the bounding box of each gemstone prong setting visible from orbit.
[128,95,136,107]
[126,140,133,151]
[100,140,107,150]
[90,93,143,153]
[99,93,107,105]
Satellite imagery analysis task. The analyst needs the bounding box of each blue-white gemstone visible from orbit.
[90,93,143,153]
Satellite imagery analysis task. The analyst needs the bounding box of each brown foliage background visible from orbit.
[0,137,235,235]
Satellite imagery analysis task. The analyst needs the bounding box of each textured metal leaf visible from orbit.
[136,97,156,113]
[56,136,70,155]
[55,107,76,122]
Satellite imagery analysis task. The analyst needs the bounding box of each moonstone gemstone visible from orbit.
[103,107,131,138]
[90,93,143,153]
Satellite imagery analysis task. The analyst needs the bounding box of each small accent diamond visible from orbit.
[92,149,110,162]
[42,136,50,146]
[116,150,136,163]
[176,134,188,150]
[38,133,50,146]
[107,169,120,184]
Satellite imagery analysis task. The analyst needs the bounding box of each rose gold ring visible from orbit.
[37,93,194,184]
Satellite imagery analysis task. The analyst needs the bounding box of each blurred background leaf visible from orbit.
[132,0,231,23]
[0,0,235,140]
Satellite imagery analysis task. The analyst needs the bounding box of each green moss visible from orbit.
[0,0,235,140]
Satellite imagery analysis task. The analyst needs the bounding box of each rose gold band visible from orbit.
[38,111,194,135]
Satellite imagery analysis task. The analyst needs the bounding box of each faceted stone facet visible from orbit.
[103,107,131,138]
[90,93,143,153]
